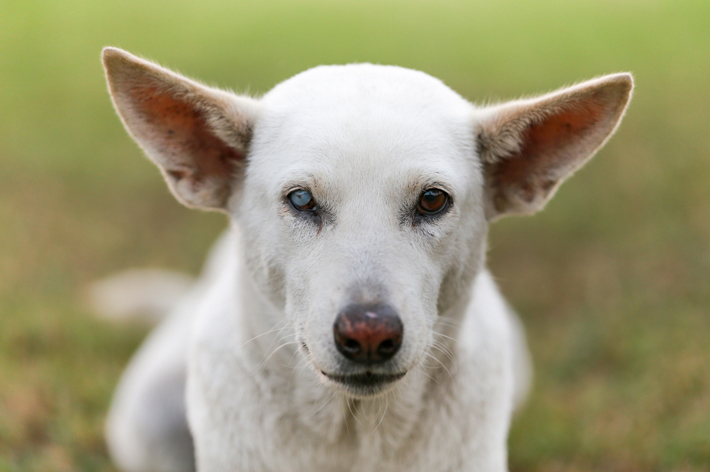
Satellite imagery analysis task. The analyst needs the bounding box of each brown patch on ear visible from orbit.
[489,99,604,212]
[138,89,247,167]
[129,85,247,203]
[479,73,633,219]
[102,47,259,211]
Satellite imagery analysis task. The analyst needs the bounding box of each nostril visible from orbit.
[343,338,361,354]
[377,339,396,356]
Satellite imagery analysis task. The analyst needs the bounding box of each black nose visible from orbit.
[333,304,403,364]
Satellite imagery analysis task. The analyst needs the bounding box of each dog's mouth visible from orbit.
[300,341,407,396]
[320,370,407,396]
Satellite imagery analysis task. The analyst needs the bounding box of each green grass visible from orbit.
[1,0,709,470]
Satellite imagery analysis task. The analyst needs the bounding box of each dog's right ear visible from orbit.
[102,47,261,211]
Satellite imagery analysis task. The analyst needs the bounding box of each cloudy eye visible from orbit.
[417,188,450,216]
[288,189,316,211]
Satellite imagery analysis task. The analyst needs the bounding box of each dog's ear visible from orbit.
[476,73,633,220]
[102,47,261,211]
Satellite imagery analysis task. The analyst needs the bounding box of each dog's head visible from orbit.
[103,48,632,397]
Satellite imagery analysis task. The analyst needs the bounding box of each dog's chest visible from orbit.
[191,348,498,472]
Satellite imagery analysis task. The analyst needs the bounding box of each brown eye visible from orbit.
[417,188,449,215]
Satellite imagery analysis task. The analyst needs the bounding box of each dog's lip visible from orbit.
[320,370,407,387]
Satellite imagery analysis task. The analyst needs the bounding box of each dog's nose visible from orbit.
[333,304,403,364]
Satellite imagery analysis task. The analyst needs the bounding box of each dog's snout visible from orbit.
[333,304,403,364]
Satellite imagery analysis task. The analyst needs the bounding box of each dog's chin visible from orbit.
[318,370,407,398]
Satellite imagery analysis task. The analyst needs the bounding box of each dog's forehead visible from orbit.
[249,64,476,194]
[261,63,469,109]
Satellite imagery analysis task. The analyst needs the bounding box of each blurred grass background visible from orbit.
[1,0,709,470]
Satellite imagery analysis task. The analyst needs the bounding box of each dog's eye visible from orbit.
[417,188,449,215]
[288,189,316,211]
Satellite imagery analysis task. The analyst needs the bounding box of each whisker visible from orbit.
[374,391,389,433]
[423,350,453,380]
[415,365,439,384]
[266,331,297,351]
[400,376,415,395]
[286,342,302,365]
[238,318,289,348]
[287,357,309,388]
[253,340,299,373]
[432,330,457,343]
[261,332,297,362]
[435,317,462,329]
[346,398,363,426]
[312,391,337,417]
[430,340,456,364]
[343,398,351,434]
[258,321,294,353]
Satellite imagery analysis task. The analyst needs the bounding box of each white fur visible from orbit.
[100,48,632,472]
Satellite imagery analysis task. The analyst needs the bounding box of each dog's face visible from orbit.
[239,66,487,395]
[103,48,632,397]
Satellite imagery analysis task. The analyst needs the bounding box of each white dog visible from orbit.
[98,47,632,472]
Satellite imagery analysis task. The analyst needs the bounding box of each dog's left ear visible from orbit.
[102,47,261,211]
[476,73,633,220]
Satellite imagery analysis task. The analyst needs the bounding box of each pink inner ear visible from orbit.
[493,98,605,203]
[131,85,244,183]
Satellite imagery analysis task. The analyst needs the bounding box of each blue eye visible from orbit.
[288,189,316,211]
